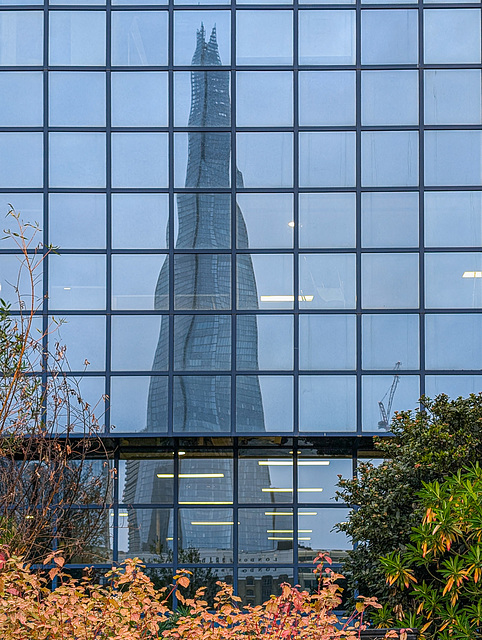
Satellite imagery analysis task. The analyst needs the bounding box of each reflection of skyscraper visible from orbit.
[124,25,272,559]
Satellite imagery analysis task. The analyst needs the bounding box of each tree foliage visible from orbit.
[335,393,482,614]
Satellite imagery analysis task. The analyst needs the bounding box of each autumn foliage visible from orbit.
[0,551,391,640]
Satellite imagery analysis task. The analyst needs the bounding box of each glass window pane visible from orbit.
[174,254,230,310]
[426,375,482,399]
[362,375,419,432]
[49,254,106,310]
[424,9,481,64]
[118,508,173,563]
[49,193,106,249]
[361,192,419,248]
[174,315,230,371]
[299,71,355,126]
[111,72,168,126]
[236,133,293,188]
[236,10,292,65]
[0,194,42,249]
[362,314,419,370]
[239,450,293,504]
[425,252,482,309]
[238,509,293,564]
[424,70,481,125]
[0,133,42,188]
[425,131,482,187]
[236,315,294,371]
[426,314,482,370]
[174,133,230,188]
[49,12,106,65]
[112,255,168,310]
[173,375,231,432]
[0,254,42,309]
[0,12,43,65]
[51,376,105,434]
[112,194,169,249]
[362,253,419,309]
[362,132,419,187]
[118,456,174,505]
[51,315,105,371]
[237,72,293,127]
[237,254,293,310]
[299,254,356,310]
[298,509,351,564]
[362,70,418,126]
[175,193,230,249]
[361,10,418,65]
[179,508,233,562]
[299,11,355,65]
[178,453,233,504]
[299,193,356,249]
[112,133,168,188]
[174,71,230,127]
[112,315,167,371]
[0,72,42,126]
[49,133,105,188]
[236,375,293,432]
[110,375,168,432]
[298,456,351,502]
[175,12,230,66]
[299,315,356,370]
[49,72,105,127]
[425,192,482,248]
[299,132,356,188]
[299,376,356,432]
[237,193,293,249]
[112,11,168,66]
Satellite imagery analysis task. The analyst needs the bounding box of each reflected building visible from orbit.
[123,25,272,560]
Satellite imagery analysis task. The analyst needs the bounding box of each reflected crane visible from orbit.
[378,361,401,430]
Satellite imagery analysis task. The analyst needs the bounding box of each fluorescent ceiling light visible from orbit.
[119,512,129,517]
[268,536,293,541]
[264,512,292,516]
[299,512,318,516]
[191,521,234,526]
[298,488,323,492]
[288,221,295,228]
[157,473,224,478]
[258,461,330,466]
[262,488,293,492]
[463,271,482,278]
[260,295,314,302]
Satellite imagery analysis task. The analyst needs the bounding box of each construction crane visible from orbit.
[378,361,401,430]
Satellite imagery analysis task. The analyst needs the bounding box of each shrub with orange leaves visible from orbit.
[0,549,400,640]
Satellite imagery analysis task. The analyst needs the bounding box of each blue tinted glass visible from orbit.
[236,10,292,65]
[299,315,356,370]
[299,193,356,249]
[236,376,293,432]
[299,376,356,432]
[237,193,293,249]
[362,132,419,187]
[49,133,106,188]
[0,133,43,188]
[175,12,230,66]
[299,71,355,126]
[0,12,43,65]
[112,133,168,188]
[361,10,418,65]
[175,193,231,249]
[49,12,106,65]
[362,253,419,309]
[174,315,231,371]
[426,376,482,400]
[0,194,42,249]
[52,316,106,371]
[299,254,356,309]
[112,11,168,66]
[362,192,419,248]
[237,133,293,188]
[0,73,42,125]
[299,132,356,188]
[174,71,230,127]
[111,72,168,126]
[362,375,419,432]
[112,193,169,249]
[425,253,482,309]
[425,192,482,248]
[362,71,418,126]
[236,315,294,370]
[237,254,293,310]
[424,70,481,125]
[174,133,230,188]
[0,254,42,308]
[424,9,481,64]
[237,72,293,127]
[49,254,106,310]
[299,11,355,65]
[175,254,230,310]
[362,314,419,370]
[112,255,168,310]
[112,316,167,371]
[426,314,482,370]
[110,376,167,432]
[425,131,482,187]
[173,375,231,432]
[49,193,106,249]
[49,72,106,126]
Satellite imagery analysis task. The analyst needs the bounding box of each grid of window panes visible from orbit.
[1,0,482,588]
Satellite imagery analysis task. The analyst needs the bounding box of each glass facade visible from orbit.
[1,0,482,598]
